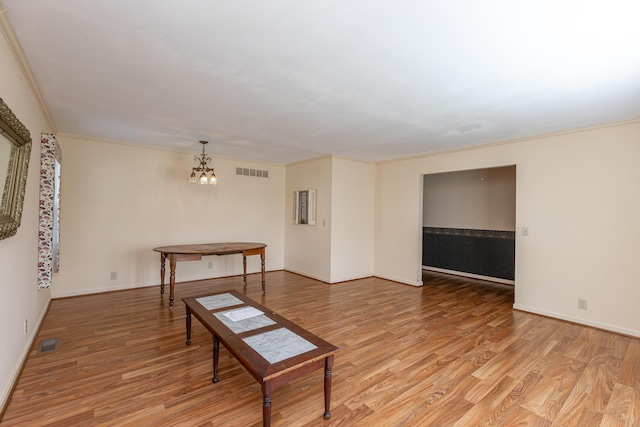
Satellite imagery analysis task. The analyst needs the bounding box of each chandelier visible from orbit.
[189,140,217,185]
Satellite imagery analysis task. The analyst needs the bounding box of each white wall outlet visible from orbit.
[208,262,213,269]
[24,319,28,335]
[522,226,529,236]
[578,298,588,310]
[110,271,117,280]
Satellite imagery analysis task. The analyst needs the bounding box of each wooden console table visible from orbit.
[153,242,266,308]
[183,290,338,427]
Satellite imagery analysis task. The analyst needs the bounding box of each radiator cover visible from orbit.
[422,227,515,280]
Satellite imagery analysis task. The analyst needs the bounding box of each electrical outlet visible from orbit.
[578,298,588,310]
[522,226,529,236]
[24,319,28,335]
[110,271,117,280]
[208,262,213,269]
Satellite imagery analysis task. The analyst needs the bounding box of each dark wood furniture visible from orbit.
[153,242,266,308]
[183,290,338,427]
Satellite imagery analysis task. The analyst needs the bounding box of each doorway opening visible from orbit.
[421,165,516,285]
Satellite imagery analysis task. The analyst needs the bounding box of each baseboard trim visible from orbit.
[373,273,422,287]
[0,299,51,420]
[50,271,268,299]
[513,303,640,339]
[282,268,330,284]
[51,279,159,299]
[423,266,515,285]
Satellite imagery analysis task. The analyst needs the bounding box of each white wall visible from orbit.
[284,155,375,283]
[0,11,52,409]
[330,157,375,282]
[375,122,640,337]
[284,156,332,282]
[54,135,285,297]
[423,166,516,230]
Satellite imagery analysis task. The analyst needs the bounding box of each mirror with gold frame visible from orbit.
[0,97,32,240]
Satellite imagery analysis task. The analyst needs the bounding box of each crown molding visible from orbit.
[56,132,284,168]
[0,6,56,132]
[378,117,640,165]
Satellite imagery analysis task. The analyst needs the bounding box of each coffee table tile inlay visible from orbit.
[196,293,243,310]
[213,308,276,333]
[243,328,318,364]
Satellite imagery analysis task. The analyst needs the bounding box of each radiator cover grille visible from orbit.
[422,227,515,280]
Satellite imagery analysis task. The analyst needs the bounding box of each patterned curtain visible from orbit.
[37,133,62,289]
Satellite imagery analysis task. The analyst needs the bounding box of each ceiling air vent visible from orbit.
[236,167,269,178]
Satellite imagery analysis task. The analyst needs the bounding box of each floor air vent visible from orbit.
[38,337,59,354]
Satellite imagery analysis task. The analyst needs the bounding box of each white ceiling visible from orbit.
[3,1,640,165]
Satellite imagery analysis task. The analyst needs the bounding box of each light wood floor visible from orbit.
[2,271,639,426]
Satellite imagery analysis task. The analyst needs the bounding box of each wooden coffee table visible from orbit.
[183,290,339,427]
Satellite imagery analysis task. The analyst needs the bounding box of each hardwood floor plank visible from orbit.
[602,383,633,424]
[474,371,544,427]
[521,355,588,421]
[454,378,513,426]
[572,407,605,427]
[620,341,640,388]
[2,270,639,426]
[501,406,552,426]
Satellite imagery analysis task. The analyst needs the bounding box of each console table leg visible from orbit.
[243,255,248,287]
[262,382,273,427]
[185,307,192,345]
[324,355,334,419]
[261,251,266,292]
[160,253,166,295]
[169,254,177,309]
[212,335,220,383]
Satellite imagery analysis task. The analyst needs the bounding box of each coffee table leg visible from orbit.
[212,335,220,383]
[262,382,273,427]
[185,307,192,345]
[324,355,334,419]
[243,255,248,287]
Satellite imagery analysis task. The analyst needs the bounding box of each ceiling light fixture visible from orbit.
[189,140,217,186]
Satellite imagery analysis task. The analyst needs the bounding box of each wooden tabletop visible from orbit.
[183,290,338,381]
[153,242,266,255]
